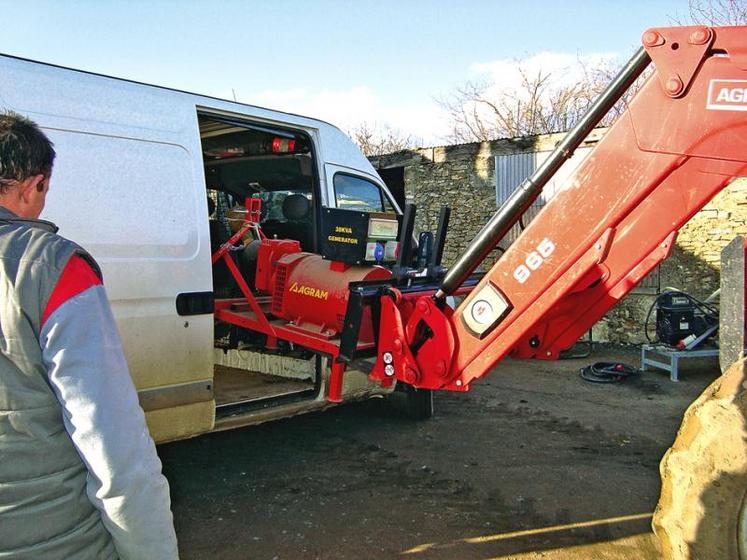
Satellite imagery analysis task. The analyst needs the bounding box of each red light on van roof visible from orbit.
[271,137,296,153]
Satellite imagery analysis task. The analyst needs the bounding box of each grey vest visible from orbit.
[0,207,116,559]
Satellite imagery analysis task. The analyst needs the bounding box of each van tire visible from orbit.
[404,386,434,420]
[652,358,747,560]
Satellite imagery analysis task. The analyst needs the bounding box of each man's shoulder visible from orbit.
[1,218,74,255]
[0,219,97,277]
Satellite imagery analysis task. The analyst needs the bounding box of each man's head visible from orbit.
[0,111,56,219]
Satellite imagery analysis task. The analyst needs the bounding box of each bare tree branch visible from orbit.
[437,2,745,145]
[436,56,618,142]
[687,0,747,24]
[350,122,417,156]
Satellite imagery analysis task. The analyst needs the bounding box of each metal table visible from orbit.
[640,344,719,382]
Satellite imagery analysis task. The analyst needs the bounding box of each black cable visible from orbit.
[560,329,594,359]
[579,361,640,383]
[644,294,662,343]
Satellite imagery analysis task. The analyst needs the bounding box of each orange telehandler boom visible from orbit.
[212,25,746,403]
[365,25,747,394]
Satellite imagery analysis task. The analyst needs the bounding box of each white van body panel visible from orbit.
[0,56,214,399]
[0,54,395,441]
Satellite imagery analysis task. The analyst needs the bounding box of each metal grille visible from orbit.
[272,262,288,315]
[495,152,536,207]
[495,152,545,248]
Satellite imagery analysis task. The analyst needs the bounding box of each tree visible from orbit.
[681,0,747,24]
[350,122,417,156]
[437,56,617,143]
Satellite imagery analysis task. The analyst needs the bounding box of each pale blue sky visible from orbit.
[1,0,689,143]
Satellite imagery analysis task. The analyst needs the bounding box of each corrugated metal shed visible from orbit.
[495,152,536,206]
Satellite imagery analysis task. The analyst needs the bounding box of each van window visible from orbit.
[334,174,394,212]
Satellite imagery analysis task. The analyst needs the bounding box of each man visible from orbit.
[0,111,178,559]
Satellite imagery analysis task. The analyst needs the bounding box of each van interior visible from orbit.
[198,114,320,417]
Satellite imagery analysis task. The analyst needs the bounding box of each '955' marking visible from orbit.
[513,238,555,284]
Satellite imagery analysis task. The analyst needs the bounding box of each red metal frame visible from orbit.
[212,199,350,402]
[213,197,414,402]
[370,25,747,392]
[212,201,475,402]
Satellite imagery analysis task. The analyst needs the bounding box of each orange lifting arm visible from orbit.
[370,25,747,392]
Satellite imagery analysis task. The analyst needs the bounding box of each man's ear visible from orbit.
[18,175,44,203]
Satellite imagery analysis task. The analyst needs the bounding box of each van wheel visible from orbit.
[653,358,747,559]
[404,385,434,420]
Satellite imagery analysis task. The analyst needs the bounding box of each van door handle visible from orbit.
[176,292,214,316]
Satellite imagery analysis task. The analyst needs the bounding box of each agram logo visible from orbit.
[707,79,747,112]
[289,282,329,300]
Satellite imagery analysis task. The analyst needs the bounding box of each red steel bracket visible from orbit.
[643,26,714,97]
[370,292,421,388]
[370,292,463,391]
[407,296,459,390]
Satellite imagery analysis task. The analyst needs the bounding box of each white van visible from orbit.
[0,53,406,443]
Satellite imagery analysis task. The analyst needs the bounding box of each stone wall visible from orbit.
[371,134,747,345]
[371,132,596,268]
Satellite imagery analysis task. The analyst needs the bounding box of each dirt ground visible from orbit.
[159,346,720,559]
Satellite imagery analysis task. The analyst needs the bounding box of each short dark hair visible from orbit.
[0,111,56,194]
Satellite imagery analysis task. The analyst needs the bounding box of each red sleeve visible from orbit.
[41,255,103,327]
